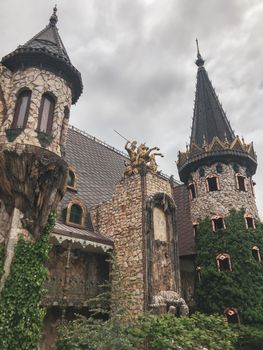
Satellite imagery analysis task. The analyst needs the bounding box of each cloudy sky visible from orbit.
[1,0,263,216]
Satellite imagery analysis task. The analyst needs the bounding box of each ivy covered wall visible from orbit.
[195,209,263,324]
[0,212,56,350]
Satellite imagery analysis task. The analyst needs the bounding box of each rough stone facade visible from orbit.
[0,64,72,156]
[188,163,258,223]
[91,171,180,317]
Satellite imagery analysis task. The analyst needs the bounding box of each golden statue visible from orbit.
[124,141,163,176]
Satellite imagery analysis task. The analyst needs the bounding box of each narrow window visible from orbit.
[244,213,255,229]
[224,308,239,324]
[69,204,83,225]
[206,175,219,192]
[193,223,198,237]
[212,215,225,232]
[60,106,70,145]
[188,183,197,200]
[12,89,31,128]
[216,253,231,272]
[252,246,261,262]
[67,170,76,188]
[38,93,55,133]
[236,174,246,191]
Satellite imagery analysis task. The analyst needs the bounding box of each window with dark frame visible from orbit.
[212,217,225,231]
[69,204,83,225]
[67,170,75,188]
[38,93,55,134]
[207,176,218,191]
[12,89,31,129]
[216,254,231,272]
[245,216,255,229]
[252,246,261,262]
[237,175,246,191]
[188,183,197,200]
[224,308,239,324]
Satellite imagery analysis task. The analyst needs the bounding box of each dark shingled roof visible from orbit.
[57,125,193,256]
[1,7,82,104]
[174,184,195,256]
[190,51,235,147]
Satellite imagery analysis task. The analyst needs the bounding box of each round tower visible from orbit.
[0,7,83,288]
[177,42,258,225]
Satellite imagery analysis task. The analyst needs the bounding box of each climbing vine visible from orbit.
[195,209,263,324]
[0,242,4,279]
[0,211,56,350]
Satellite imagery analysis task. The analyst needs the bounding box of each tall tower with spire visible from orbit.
[0,7,82,289]
[177,42,258,226]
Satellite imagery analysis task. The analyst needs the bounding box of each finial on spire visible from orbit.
[195,38,205,67]
[49,5,58,26]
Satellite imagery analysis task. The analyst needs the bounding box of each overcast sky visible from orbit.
[1,0,263,217]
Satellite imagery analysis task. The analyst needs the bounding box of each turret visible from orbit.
[177,41,258,224]
[0,7,82,289]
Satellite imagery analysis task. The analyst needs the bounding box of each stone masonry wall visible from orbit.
[91,172,178,317]
[189,163,258,223]
[92,174,144,317]
[0,64,72,156]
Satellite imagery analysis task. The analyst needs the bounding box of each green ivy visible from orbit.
[195,209,263,325]
[0,242,5,278]
[0,211,56,350]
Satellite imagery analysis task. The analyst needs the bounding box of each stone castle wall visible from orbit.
[91,172,179,317]
[189,163,258,222]
[0,64,72,156]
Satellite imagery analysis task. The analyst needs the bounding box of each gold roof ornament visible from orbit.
[124,141,163,176]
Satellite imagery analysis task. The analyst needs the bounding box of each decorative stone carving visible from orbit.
[124,140,163,176]
[151,290,189,316]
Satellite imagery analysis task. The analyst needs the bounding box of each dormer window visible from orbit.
[38,93,55,134]
[206,174,219,192]
[188,183,197,200]
[66,199,86,228]
[235,173,247,192]
[211,215,225,232]
[252,246,261,262]
[12,89,31,128]
[216,253,232,272]
[67,167,77,190]
[224,308,239,324]
[244,212,255,229]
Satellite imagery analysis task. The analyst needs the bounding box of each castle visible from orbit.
[0,8,259,349]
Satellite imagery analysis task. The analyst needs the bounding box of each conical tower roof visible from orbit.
[1,7,82,104]
[191,41,235,147]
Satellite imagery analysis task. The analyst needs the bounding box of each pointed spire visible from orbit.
[1,6,83,103]
[49,5,58,26]
[195,39,205,67]
[190,44,235,147]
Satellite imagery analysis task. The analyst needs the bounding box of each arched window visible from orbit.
[211,215,226,232]
[235,173,247,192]
[224,308,239,324]
[12,89,31,128]
[188,182,197,200]
[206,174,219,192]
[244,212,256,229]
[69,204,82,225]
[252,246,261,262]
[216,253,232,272]
[66,200,86,228]
[67,168,77,189]
[38,93,55,134]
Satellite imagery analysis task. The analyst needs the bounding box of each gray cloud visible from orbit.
[1,0,263,216]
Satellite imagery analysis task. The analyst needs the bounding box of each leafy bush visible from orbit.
[57,312,237,350]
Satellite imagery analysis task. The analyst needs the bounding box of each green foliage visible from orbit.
[57,312,236,350]
[234,324,263,350]
[195,209,263,324]
[0,242,5,278]
[0,211,56,350]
